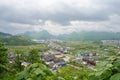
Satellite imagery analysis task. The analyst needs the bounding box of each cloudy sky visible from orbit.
[0,0,120,35]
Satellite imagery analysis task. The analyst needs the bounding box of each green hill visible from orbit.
[0,36,36,45]
[0,32,12,37]
[58,31,120,41]
[21,30,120,41]
[22,30,55,40]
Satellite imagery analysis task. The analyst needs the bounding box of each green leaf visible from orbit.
[110,73,120,80]
[106,64,113,68]
[33,68,45,75]
[97,61,108,68]
[101,69,112,79]
[30,63,38,68]
[26,78,32,80]
[95,71,103,77]
[39,64,47,70]
[17,71,29,80]
[43,69,53,76]
[88,75,98,80]
[0,64,8,71]
[56,77,65,80]
[113,60,120,67]
[108,56,117,61]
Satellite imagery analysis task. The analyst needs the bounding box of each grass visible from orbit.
[6,43,49,53]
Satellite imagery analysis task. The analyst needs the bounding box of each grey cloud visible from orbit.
[0,20,33,34]
[0,0,119,25]
[0,5,37,25]
[0,0,120,34]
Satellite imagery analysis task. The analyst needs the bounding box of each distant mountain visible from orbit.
[57,31,120,41]
[21,30,55,40]
[0,32,12,37]
[1,36,36,45]
[21,30,120,41]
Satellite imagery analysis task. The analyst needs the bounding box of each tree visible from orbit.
[27,49,40,63]
[0,41,8,78]
[12,50,24,72]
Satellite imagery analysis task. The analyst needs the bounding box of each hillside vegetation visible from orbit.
[0,32,12,37]
[0,36,36,45]
[22,30,120,41]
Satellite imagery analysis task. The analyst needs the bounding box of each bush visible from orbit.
[0,42,8,78]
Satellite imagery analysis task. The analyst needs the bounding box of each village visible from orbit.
[3,39,120,80]
[8,39,105,71]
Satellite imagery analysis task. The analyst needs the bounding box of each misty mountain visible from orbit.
[21,30,55,40]
[0,32,36,45]
[0,32,12,37]
[58,31,120,41]
[21,30,120,41]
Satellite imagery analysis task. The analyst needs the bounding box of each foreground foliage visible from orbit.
[1,41,120,80]
[89,56,120,80]
[0,42,8,78]
[17,63,54,80]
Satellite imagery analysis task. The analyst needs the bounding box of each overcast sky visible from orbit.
[0,0,120,35]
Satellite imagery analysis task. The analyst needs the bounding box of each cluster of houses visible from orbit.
[41,50,70,70]
[32,39,63,44]
[74,51,99,66]
[8,44,70,70]
[8,52,30,67]
[48,40,72,54]
[9,52,17,63]
[101,40,120,45]
[8,40,100,70]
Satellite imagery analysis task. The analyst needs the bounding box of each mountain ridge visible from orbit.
[0,32,12,37]
[20,30,120,41]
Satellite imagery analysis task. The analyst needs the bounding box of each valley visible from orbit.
[0,38,119,80]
